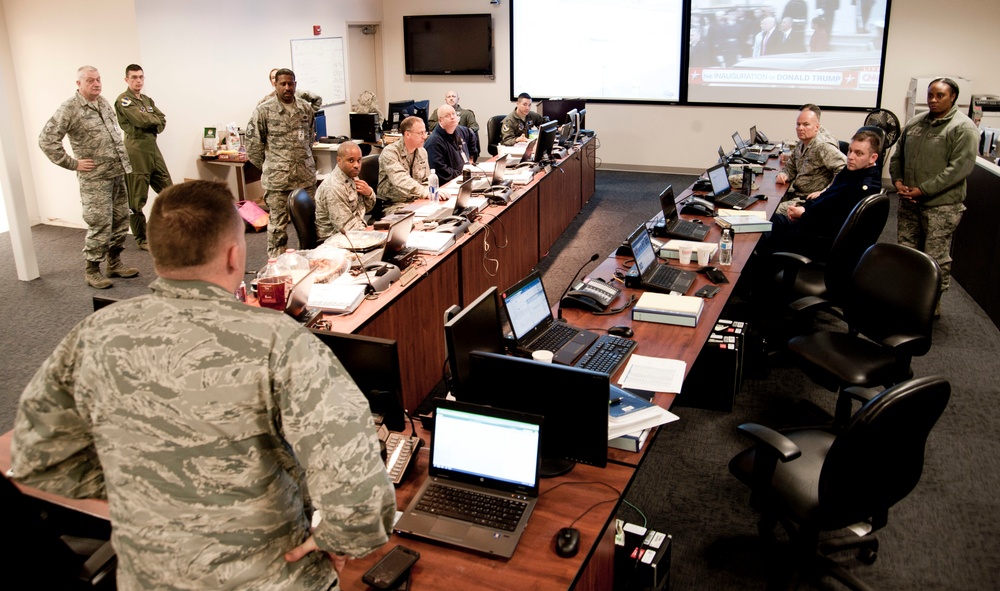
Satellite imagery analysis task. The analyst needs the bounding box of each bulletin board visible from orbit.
[290,36,346,107]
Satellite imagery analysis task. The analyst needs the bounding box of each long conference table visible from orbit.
[3,143,789,590]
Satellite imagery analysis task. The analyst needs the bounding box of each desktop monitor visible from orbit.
[540,98,586,126]
[411,100,430,125]
[466,351,609,477]
[577,108,587,130]
[386,100,415,131]
[532,120,559,164]
[349,112,380,143]
[444,287,506,400]
[566,108,580,144]
[310,329,407,431]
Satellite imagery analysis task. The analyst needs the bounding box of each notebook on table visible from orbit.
[393,400,542,559]
[500,270,600,365]
[627,225,696,294]
[706,163,759,210]
[654,185,710,241]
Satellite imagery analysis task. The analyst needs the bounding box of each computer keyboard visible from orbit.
[668,220,708,239]
[574,334,637,375]
[648,264,684,290]
[415,484,527,531]
[530,322,579,353]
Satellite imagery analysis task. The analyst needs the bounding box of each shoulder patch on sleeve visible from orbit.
[120,97,131,107]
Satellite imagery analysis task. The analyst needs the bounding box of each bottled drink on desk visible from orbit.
[428,169,439,203]
[719,228,733,266]
[277,248,311,284]
[256,258,292,310]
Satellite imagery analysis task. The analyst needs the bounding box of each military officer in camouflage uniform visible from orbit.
[39,66,140,289]
[246,68,318,258]
[315,141,376,242]
[500,92,544,146]
[377,116,431,215]
[891,78,979,315]
[116,64,173,251]
[775,104,847,208]
[259,67,323,112]
[11,180,396,591]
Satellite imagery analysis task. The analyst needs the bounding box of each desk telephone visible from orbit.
[560,278,622,313]
[680,196,715,217]
[375,415,421,485]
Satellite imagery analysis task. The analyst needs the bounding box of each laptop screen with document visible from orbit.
[502,274,552,341]
[629,227,659,277]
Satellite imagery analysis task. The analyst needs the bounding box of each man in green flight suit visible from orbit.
[115,64,173,251]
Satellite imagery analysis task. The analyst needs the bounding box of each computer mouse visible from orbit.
[555,527,580,558]
[608,326,634,338]
[753,194,769,200]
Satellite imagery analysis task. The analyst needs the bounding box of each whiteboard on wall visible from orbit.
[290,36,346,107]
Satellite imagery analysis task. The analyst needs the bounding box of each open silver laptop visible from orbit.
[394,400,542,558]
[471,154,511,193]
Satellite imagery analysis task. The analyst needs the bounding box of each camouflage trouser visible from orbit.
[80,176,130,262]
[897,200,966,294]
[125,154,173,245]
[776,197,806,216]
[266,185,315,258]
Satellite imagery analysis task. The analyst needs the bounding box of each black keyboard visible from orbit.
[574,335,637,375]
[415,484,527,531]
[667,219,708,239]
[530,322,579,353]
[648,264,683,290]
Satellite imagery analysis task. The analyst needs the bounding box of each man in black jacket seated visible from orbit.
[757,129,882,259]
[424,104,479,185]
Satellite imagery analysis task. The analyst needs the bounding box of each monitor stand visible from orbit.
[539,457,576,478]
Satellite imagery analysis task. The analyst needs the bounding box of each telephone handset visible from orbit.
[680,196,716,217]
[560,278,622,313]
[754,129,770,144]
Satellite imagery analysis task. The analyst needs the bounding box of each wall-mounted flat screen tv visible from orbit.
[404,14,494,76]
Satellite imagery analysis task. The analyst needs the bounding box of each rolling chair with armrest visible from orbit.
[729,375,950,591]
[287,188,318,250]
[787,243,940,425]
[486,114,504,157]
[768,191,890,322]
[359,153,386,222]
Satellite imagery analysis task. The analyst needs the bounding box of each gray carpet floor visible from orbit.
[2,170,998,589]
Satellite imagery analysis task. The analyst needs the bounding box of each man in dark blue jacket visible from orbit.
[759,129,882,259]
[424,104,479,184]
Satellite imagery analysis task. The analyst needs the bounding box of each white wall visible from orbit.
[383,0,1000,173]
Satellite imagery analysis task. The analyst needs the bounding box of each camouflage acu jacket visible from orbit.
[246,97,317,191]
[39,91,131,180]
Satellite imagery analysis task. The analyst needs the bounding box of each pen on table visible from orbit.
[610,397,624,406]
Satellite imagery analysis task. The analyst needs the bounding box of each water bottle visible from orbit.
[719,228,733,266]
[277,248,311,284]
[428,169,439,203]
[256,258,292,310]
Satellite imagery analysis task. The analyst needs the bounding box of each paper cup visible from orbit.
[532,350,554,363]
[678,245,694,265]
[696,245,714,266]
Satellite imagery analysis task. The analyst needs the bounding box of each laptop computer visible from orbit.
[472,154,512,193]
[627,225,696,294]
[731,131,768,164]
[424,179,479,222]
[500,270,600,365]
[350,212,416,269]
[653,185,710,241]
[706,163,760,210]
[393,399,542,559]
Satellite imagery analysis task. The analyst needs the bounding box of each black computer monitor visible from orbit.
[565,108,580,143]
[444,287,506,400]
[310,329,407,431]
[466,351,608,477]
[386,100,415,131]
[540,98,586,125]
[577,108,587,130]
[532,120,559,164]
[411,100,430,125]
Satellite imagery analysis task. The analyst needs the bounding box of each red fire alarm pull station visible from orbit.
[313,25,321,36]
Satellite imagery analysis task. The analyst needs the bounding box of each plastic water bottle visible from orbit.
[428,169,439,203]
[719,228,733,266]
[256,258,292,310]
[277,248,311,284]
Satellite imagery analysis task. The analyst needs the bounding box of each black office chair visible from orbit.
[2,475,117,589]
[787,243,940,425]
[770,191,890,320]
[359,153,387,222]
[486,114,505,157]
[729,375,950,591]
[287,188,318,250]
[838,139,849,156]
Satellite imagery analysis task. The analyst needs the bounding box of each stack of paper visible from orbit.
[406,231,455,255]
[608,387,679,440]
[307,283,367,314]
[715,215,772,233]
[633,292,705,327]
